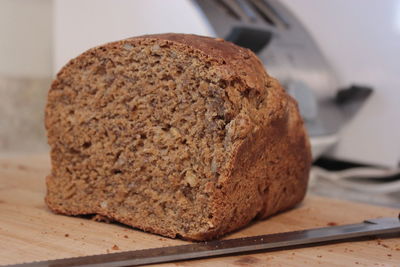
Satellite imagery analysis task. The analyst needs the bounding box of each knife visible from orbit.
[10,215,400,267]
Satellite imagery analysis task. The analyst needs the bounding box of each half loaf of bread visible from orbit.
[45,33,311,240]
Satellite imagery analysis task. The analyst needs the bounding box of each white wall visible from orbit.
[281,0,400,167]
[0,0,52,77]
[53,0,212,73]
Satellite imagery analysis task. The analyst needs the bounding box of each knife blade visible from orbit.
[10,215,400,267]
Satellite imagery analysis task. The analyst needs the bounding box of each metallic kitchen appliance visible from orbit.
[194,0,339,98]
[193,0,370,160]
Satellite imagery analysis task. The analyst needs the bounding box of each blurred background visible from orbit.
[0,0,399,206]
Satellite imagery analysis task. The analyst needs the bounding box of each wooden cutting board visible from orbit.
[0,154,399,266]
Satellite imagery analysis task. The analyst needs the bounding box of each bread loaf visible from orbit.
[45,33,311,240]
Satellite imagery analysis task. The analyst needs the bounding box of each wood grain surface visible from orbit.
[0,154,399,266]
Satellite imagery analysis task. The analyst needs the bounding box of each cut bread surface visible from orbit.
[45,34,311,240]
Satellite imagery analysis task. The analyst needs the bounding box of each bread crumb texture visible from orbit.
[45,33,311,240]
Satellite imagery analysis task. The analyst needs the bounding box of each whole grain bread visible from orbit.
[45,33,311,240]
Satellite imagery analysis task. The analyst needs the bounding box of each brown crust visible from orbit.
[45,33,311,240]
[143,33,267,91]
